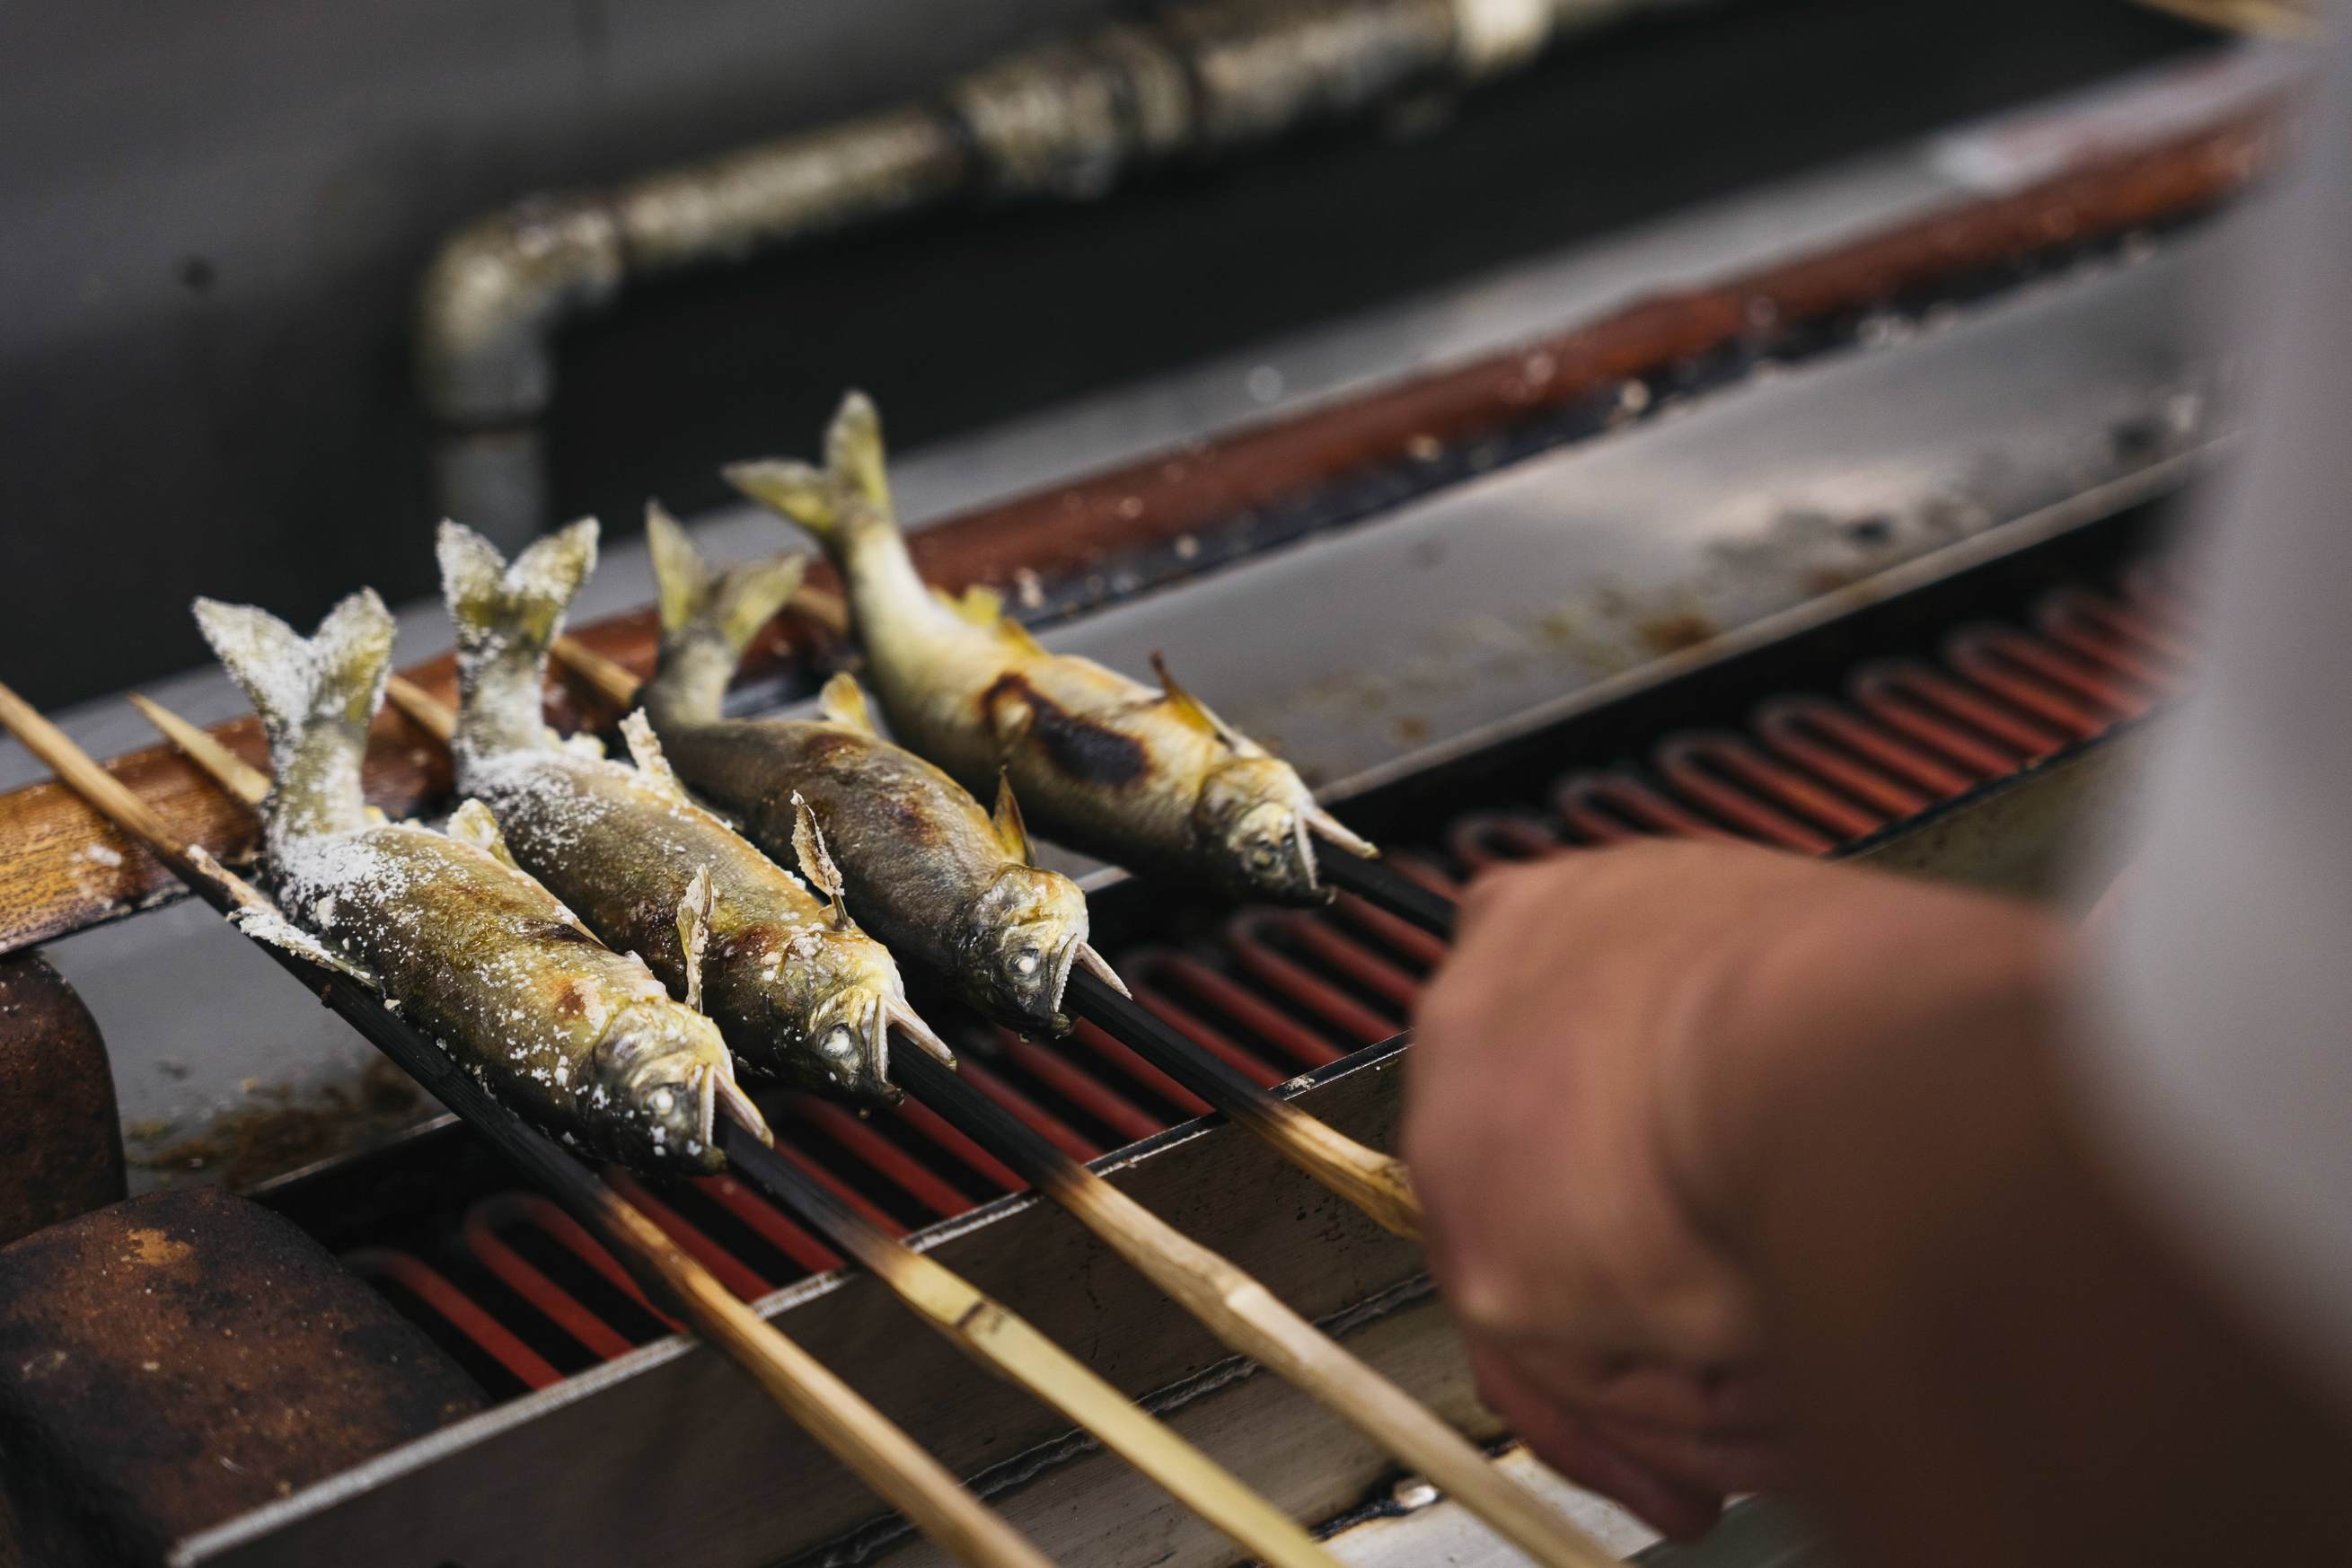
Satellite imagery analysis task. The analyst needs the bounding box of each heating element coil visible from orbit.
[350,559,2186,1398]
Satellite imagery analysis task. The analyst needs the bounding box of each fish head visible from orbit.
[965,863,1094,1033]
[1194,755,1328,905]
[594,1000,763,1172]
[780,926,912,1106]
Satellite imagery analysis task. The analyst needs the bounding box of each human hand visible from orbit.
[1406,840,2051,1535]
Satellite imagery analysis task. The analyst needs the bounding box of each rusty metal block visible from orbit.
[0,951,125,1247]
[0,1186,483,1568]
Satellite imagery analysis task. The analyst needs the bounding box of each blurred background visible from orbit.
[0,0,2214,709]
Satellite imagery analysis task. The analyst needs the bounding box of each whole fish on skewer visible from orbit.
[436,515,950,1105]
[635,509,1121,1035]
[192,587,766,1171]
[727,393,1377,905]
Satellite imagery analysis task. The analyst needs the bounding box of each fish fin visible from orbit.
[991,772,1033,864]
[193,588,394,838]
[645,502,807,658]
[129,692,271,808]
[618,709,687,799]
[725,392,891,560]
[724,459,843,543]
[938,583,1001,628]
[676,865,714,1011]
[788,791,854,930]
[227,902,378,988]
[437,518,598,756]
[817,672,877,734]
[931,583,1046,656]
[1149,651,1244,748]
[646,503,714,636]
[447,797,521,871]
[1305,804,1378,859]
[824,391,892,511]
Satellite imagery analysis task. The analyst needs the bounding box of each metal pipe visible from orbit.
[417,0,1687,543]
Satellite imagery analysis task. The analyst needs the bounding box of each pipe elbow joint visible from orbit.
[417,197,626,431]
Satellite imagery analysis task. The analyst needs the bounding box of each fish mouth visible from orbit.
[707,1063,772,1145]
[1072,940,1129,999]
[885,996,956,1066]
[868,1000,891,1092]
[1305,804,1377,859]
[1046,936,1083,1018]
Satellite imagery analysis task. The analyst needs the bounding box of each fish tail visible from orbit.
[722,391,893,570]
[192,587,394,843]
[437,518,599,758]
[641,504,806,724]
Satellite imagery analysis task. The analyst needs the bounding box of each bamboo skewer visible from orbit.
[543,643,1426,1241]
[379,663,1598,1563]
[169,667,1602,1566]
[1063,968,1423,1241]
[145,687,1340,1568]
[1313,842,1458,940]
[717,1124,1341,1568]
[893,1049,1619,1568]
[4,684,1056,1568]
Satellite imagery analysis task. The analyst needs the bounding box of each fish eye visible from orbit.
[648,1088,675,1115]
[821,1024,858,1061]
[1012,948,1042,977]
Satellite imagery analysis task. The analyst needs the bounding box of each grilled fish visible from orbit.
[194,586,763,1172]
[636,508,1118,1035]
[727,393,1376,904]
[439,516,948,1105]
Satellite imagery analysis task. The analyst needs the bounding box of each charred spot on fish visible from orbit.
[982,674,1149,789]
[516,918,597,947]
[553,981,593,1019]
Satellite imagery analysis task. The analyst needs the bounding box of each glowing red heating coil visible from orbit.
[788,1098,969,1220]
[1753,696,1972,807]
[1220,914,1395,1051]
[1250,909,1423,1011]
[348,1248,564,1391]
[957,1055,1109,1161]
[605,1171,773,1299]
[460,1197,640,1358]
[1850,659,2066,768]
[1554,772,1741,844]
[1055,1018,1217,1116]
[2035,591,2189,683]
[696,1173,844,1274]
[1132,951,1351,1071]
[996,1026,1188,1138]
[1653,738,1842,853]
[1443,813,1562,872]
[470,1191,683,1333]
[1943,628,2133,735]
[364,573,2188,1400]
[895,1097,1025,1193]
[1329,890,1449,967]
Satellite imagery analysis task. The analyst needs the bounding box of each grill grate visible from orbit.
[349,561,2185,1399]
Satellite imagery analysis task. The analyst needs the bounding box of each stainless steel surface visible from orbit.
[14,84,2074,1180]
[979,227,2228,879]
[416,0,1712,543]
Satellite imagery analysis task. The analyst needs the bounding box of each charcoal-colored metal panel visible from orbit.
[0,951,123,1246]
